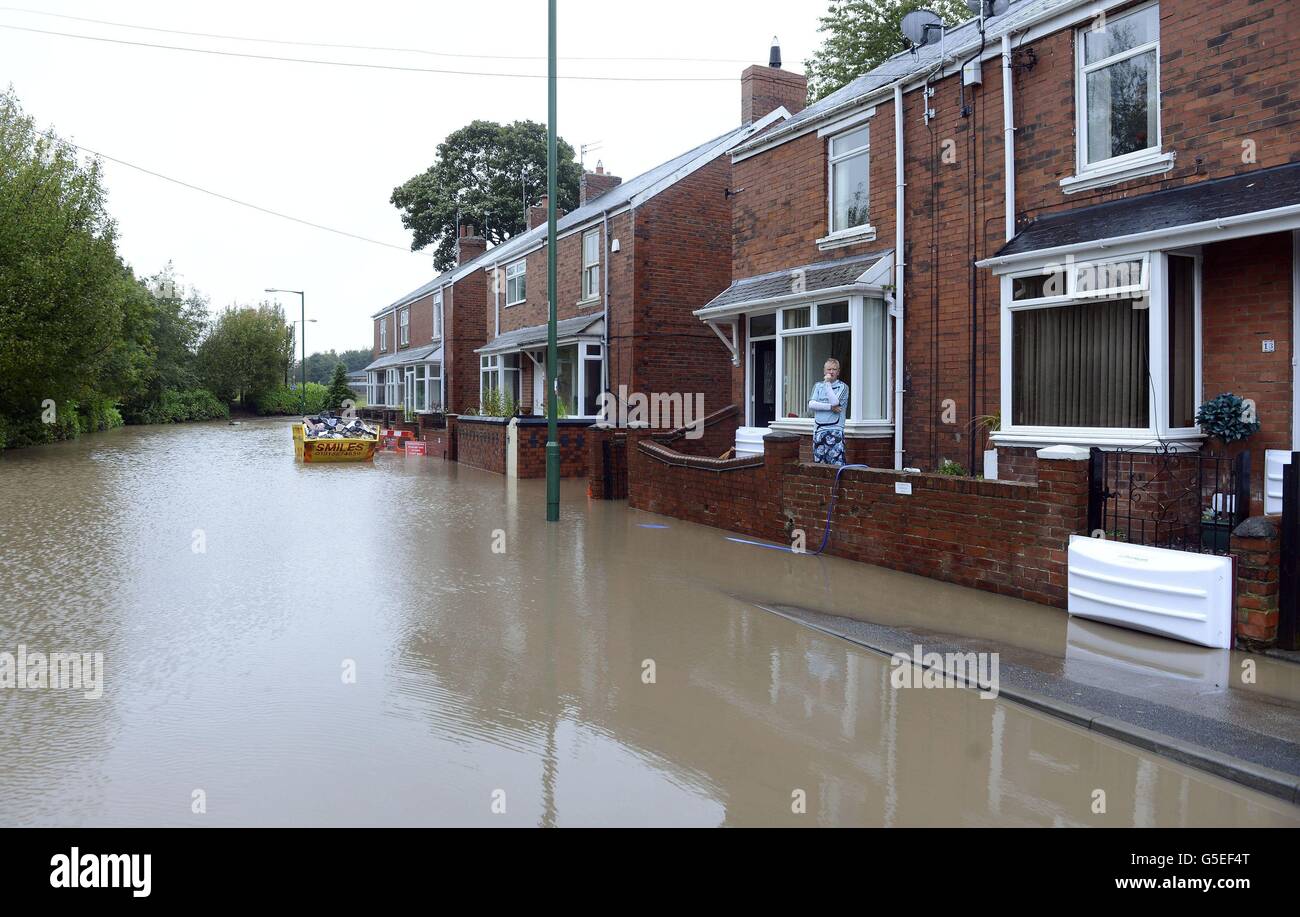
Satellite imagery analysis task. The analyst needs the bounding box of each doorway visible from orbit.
[751,338,776,427]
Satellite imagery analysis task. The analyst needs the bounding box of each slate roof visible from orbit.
[696,251,892,316]
[476,315,604,355]
[996,161,1300,257]
[731,0,1074,156]
[362,343,442,372]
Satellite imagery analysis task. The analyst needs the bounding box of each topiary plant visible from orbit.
[1194,392,1260,444]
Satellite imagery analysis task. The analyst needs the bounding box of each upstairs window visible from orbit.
[433,293,443,340]
[379,318,387,352]
[1078,3,1160,168]
[399,308,410,346]
[828,125,869,234]
[506,260,527,306]
[582,230,600,301]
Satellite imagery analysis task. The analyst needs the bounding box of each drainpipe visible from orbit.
[601,207,611,411]
[893,82,906,471]
[1002,33,1016,242]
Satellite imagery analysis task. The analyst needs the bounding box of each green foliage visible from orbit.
[198,303,294,404]
[294,347,372,384]
[1195,392,1260,444]
[391,119,582,270]
[556,396,571,419]
[255,382,329,416]
[129,388,228,424]
[937,459,968,476]
[325,362,356,411]
[805,0,972,102]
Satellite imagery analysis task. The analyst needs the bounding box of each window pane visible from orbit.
[830,126,868,157]
[1086,49,1157,163]
[782,330,851,419]
[750,313,776,337]
[817,301,849,325]
[583,354,602,416]
[1012,271,1066,301]
[783,306,810,330]
[584,231,599,265]
[1075,258,1144,295]
[1168,256,1196,428]
[1013,299,1149,428]
[1083,6,1158,65]
[556,345,577,413]
[832,151,869,231]
[861,298,888,420]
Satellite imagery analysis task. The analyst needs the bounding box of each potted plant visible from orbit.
[1194,392,1259,452]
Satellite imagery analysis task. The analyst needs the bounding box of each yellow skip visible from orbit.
[292,423,378,463]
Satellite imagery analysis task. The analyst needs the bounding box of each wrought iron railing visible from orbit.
[1086,444,1250,556]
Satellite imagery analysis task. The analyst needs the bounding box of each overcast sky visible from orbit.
[2,1,823,355]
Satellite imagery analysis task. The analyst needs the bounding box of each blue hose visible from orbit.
[724,462,871,556]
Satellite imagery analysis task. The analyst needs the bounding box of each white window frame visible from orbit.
[1065,1,1171,192]
[581,229,601,302]
[379,317,387,352]
[505,260,527,306]
[995,248,1203,449]
[399,308,410,346]
[578,342,604,417]
[752,295,892,436]
[433,292,443,340]
[385,368,398,408]
[822,124,874,247]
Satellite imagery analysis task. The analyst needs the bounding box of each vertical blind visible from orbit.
[1013,298,1149,428]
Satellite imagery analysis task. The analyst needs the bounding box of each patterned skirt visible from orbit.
[812,424,845,466]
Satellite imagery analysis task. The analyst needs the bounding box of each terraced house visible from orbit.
[456,79,793,477]
[691,0,1297,491]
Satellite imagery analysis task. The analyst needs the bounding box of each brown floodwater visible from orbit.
[0,418,1296,827]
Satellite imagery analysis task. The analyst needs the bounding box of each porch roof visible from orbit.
[694,250,893,321]
[989,161,1300,264]
[476,315,604,356]
[362,343,442,372]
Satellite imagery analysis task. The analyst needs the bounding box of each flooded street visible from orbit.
[1,418,1297,827]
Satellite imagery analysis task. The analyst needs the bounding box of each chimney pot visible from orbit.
[769,36,782,69]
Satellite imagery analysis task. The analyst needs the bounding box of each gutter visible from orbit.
[1002,33,1016,242]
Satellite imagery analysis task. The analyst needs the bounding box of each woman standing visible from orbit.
[809,358,848,466]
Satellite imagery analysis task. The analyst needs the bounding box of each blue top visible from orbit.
[809,380,848,429]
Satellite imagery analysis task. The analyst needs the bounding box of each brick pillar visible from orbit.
[587,426,627,500]
[1034,446,1091,539]
[762,431,801,542]
[445,414,459,462]
[1231,516,1281,646]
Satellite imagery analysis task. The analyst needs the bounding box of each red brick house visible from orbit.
[462,96,790,476]
[695,0,1298,499]
[363,227,488,419]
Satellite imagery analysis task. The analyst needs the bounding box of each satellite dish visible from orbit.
[901,9,943,48]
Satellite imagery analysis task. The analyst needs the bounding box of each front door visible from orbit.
[752,339,776,427]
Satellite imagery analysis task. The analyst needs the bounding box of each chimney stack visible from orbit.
[527,194,568,230]
[740,36,807,124]
[579,160,623,206]
[457,223,486,264]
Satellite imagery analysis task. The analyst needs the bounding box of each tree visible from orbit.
[122,263,210,416]
[804,0,972,102]
[293,347,373,384]
[197,302,294,405]
[391,119,582,270]
[325,362,355,411]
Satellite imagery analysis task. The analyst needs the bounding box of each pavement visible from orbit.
[743,598,1300,804]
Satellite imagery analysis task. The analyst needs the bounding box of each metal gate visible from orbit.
[1279,451,1299,650]
[1086,445,1249,556]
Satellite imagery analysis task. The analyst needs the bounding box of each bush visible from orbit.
[255,382,329,416]
[937,459,968,476]
[127,388,229,424]
[77,395,124,433]
[1195,392,1260,445]
[325,363,356,411]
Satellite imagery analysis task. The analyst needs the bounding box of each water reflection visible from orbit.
[0,419,1295,826]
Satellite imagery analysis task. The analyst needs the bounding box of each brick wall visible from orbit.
[514,419,590,478]
[1231,515,1281,645]
[456,416,507,475]
[629,430,1091,608]
[446,271,486,415]
[588,427,628,499]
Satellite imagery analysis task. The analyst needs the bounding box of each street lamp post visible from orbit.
[545,0,559,522]
[267,289,306,413]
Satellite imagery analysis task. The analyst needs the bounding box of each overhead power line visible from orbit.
[0,22,738,81]
[0,6,756,64]
[36,130,420,254]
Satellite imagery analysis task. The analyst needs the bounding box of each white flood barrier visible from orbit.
[1066,534,1233,649]
[734,426,767,457]
[1264,449,1291,516]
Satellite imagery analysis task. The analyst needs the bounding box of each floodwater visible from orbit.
[0,418,1296,827]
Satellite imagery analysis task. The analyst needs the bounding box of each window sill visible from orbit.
[505,300,526,308]
[1059,150,1175,194]
[576,296,601,308]
[990,427,1203,451]
[817,225,877,251]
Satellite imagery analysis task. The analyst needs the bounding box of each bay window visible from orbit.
[402,363,442,413]
[479,354,521,408]
[1000,250,1200,443]
[1078,3,1160,170]
[747,296,889,430]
